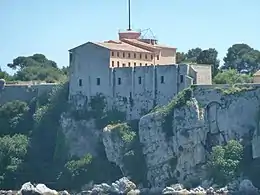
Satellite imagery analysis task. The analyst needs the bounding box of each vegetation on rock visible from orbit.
[152,88,192,138]
[207,140,243,185]
[215,84,256,95]
[108,123,136,143]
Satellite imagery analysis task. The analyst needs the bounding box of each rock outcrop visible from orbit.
[137,85,260,187]
[60,113,101,157]
[17,182,59,195]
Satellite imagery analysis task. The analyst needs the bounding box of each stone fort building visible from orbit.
[68,29,212,120]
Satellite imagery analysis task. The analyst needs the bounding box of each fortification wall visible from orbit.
[0,83,57,105]
[69,64,189,120]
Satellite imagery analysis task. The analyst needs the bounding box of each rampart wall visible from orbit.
[0,83,57,105]
[69,65,193,120]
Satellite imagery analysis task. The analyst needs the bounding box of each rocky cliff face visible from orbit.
[60,113,101,157]
[61,84,260,188]
[101,85,260,187]
[139,85,260,187]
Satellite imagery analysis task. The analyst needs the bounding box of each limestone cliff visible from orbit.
[60,113,101,157]
[138,85,260,187]
[61,84,260,188]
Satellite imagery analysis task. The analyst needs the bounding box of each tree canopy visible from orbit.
[176,47,220,77]
[2,54,68,83]
[222,44,260,73]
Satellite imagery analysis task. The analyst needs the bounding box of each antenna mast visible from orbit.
[127,0,131,31]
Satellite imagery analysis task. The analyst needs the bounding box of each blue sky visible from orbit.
[1,0,259,73]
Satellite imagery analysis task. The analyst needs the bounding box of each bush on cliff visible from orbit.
[207,140,243,185]
[0,100,30,136]
[0,134,29,189]
[26,82,70,184]
[57,154,93,190]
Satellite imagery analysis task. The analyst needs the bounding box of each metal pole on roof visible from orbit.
[128,0,131,31]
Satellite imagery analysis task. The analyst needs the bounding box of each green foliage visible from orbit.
[196,48,220,76]
[27,82,70,183]
[0,100,30,136]
[176,47,220,77]
[121,121,148,186]
[222,44,260,73]
[0,134,29,189]
[0,68,12,81]
[215,84,255,95]
[13,66,66,83]
[152,88,192,138]
[57,154,93,190]
[108,123,136,143]
[213,69,253,84]
[6,54,67,82]
[207,140,243,185]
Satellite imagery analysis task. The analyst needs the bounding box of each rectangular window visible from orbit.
[140,63,142,66]
[128,53,131,58]
[151,55,153,60]
[117,52,119,57]
[139,53,142,59]
[134,62,136,67]
[112,61,114,67]
[112,52,114,56]
[117,61,120,67]
[123,52,125,58]
[118,78,121,85]
[138,76,142,84]
[128,62,131,67]
[180,75,184,83]
[79,79,82,87]
[134,53,136,58]
[160,76,164,84]
[157,55,159,60]
[97,78,100,85]
[145,54,147,59]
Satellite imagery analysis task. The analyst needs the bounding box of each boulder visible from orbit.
[239,179,259,195]
[18,182,58,195]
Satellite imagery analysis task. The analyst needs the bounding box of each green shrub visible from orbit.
[207,140,243,185]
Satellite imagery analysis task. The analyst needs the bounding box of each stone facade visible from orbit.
[68,42,212,120]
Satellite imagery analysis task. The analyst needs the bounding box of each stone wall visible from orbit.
[0,83,57,105]
[69,64,189,120]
